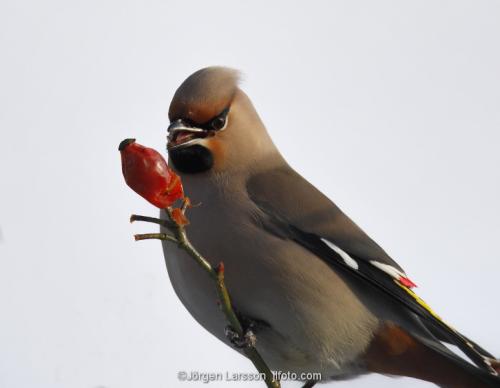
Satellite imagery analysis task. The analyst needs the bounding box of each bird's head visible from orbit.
[167,67,279,174]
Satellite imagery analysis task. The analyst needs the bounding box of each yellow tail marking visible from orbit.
[395,281,498,374]
[395,280,449,326]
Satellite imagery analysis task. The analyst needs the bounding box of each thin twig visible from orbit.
[132,207,281,388]
[130,214,173,228]
[134,232,177,243]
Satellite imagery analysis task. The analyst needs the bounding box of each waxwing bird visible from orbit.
[161,67,500,387]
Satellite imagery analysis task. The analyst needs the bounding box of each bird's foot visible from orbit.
[224,326,257,349]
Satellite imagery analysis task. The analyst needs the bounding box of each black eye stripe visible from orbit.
[170,107,229,131]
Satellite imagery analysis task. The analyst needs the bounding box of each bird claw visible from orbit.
[225,326,257,349]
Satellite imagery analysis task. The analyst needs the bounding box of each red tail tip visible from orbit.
[400,277,417,288]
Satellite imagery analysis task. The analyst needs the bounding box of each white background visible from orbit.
[1,1,499,387]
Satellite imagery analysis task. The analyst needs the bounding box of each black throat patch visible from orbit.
[169,144,214,174]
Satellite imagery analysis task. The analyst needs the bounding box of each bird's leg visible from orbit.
[224,313,268,349]
[224,325,257,349]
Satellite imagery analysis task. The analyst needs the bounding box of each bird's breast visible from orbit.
[161,175,379,377]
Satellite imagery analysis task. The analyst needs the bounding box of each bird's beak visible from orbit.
[167,119,210,150]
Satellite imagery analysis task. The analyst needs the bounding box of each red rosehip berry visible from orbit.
[119,138,184,208]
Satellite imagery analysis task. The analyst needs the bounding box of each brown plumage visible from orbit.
[169,66,240,124]
[365,324,497,387]
[162,67,500,387]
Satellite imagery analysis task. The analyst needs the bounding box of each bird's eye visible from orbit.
[211,116,225,130]
[210,109,228,131]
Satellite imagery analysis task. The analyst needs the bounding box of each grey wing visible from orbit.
[246,163,498,374]
[246,163,404,271]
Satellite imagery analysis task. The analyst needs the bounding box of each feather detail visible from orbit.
[320,238,359,270]
[399,276,417,288]
[370,260,417,289]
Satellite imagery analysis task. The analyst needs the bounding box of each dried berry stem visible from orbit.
[134,232,177,243]
[130,214,173,228]
[131,206,280,388]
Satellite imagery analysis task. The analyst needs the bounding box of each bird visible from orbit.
[161,66,500,387]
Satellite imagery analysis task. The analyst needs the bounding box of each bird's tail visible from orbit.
[365,323,500,387]
[491,359,500,375]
